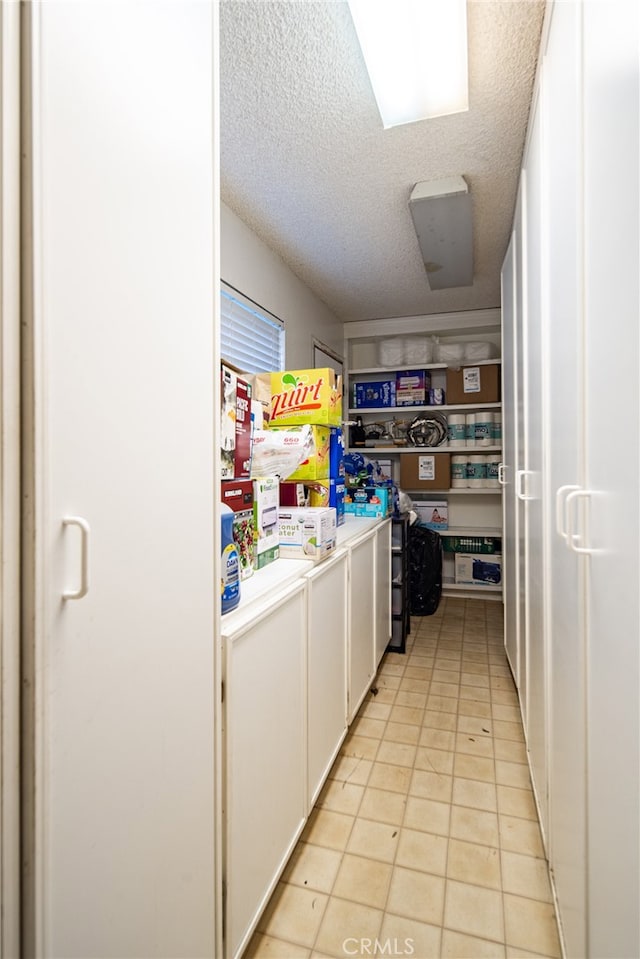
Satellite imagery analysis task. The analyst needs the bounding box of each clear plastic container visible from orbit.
[464,341,497,361]
[404,335,433,365]
[377,337,404,367]
[436,342,465,365]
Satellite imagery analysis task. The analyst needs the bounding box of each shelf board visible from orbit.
[348,402,502,415]
[429,526,502,537]
[346,445,502,454]
[405,488,502,495]
[442,581,502,593]
[350,363,447,375]
[349,358,502,375]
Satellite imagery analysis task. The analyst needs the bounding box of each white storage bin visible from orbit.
[436,342,465,365]
[464,341,498,361]
[403,335,433,365]
[378,337,404,367]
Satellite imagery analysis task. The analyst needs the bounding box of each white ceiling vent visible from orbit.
[409,176,473,290]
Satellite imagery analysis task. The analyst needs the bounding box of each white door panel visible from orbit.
[515,184,528,725]
[522,89,548,834]
[375,521,391,666]
[224,585,307,959]
[582,3,639,955]
[307,552,348,806]
[27,4,216,956]
[501,232,519,684]
[348,535,376,722]
[542,2,587,954]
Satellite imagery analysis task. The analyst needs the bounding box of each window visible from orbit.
[220,282,285,373]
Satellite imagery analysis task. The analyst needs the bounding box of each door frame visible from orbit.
[0,1,22,954]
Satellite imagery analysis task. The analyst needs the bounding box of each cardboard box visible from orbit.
[396,370,430,406]
[280,479,345,526]
[253,477,280,569]
[446,364,501,405]
[455,553,502,585]
[413,499,448,530]
[354,380,396,408]
[270,424,330,481]
[279,482,309,508]
[221,480,255,579]
[277,507,337,561]
[365,457,393,483]
[344,485,390,517]
[400,453,451,491]
[221,479,253,514]
[269,368,342,427]
[329,427,345,477]
[221,363,253,479]
[308,478,345,525]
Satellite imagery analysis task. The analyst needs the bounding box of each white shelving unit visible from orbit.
[344,310,503,601]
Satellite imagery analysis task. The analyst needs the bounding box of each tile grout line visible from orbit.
[308,613,415,959]
[250,597,560,959]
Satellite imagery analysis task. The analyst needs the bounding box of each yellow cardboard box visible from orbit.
[270,425,330,480]
[270,368,342,427]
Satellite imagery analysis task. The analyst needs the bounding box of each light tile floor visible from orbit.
[246,598,561,959]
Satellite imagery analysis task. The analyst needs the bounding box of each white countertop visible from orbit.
[220,514,390,635]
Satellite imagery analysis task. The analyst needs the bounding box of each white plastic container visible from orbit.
[492,412,502,444]
[464,341,497,362]
[403,335,433,365]
[466,412,477,447]
[436,342,465,365]
[485,454,501,488]
[447,413,467,447]
[451,454,468,488]
[467,455,487,488]
[474,411,494,447]
[378,337,404,367]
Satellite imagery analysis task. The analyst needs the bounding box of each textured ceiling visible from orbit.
[220,0,545,323]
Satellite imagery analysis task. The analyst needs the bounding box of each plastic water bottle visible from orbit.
[221,503,240,614]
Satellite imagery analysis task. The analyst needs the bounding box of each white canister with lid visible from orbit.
[447,413,467,447]
[378,337,404,367]
[404,335,433,365]
[467,455,487,488]
[485,454,501,488]
[474,411,493,447]
[492,412,502,444]
[466,412,477,447]
[451,454,468,488]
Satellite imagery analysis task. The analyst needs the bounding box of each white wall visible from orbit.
[221,202,343,369]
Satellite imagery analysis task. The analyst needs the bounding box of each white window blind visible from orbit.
[220,283,285,373]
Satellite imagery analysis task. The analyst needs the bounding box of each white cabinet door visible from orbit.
[514,186,529,726]
[501,231,520,683]
[307,550,348,807]
[224,583,307,959]
[542,2,588,953]
[374,520,391,666]
[582,4,639,955]
[522,89,548,832]
[348,534,376,722]
[25,5,216,957]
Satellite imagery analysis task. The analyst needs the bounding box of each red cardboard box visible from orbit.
[221,479,255,579]
[221,363,253,479]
